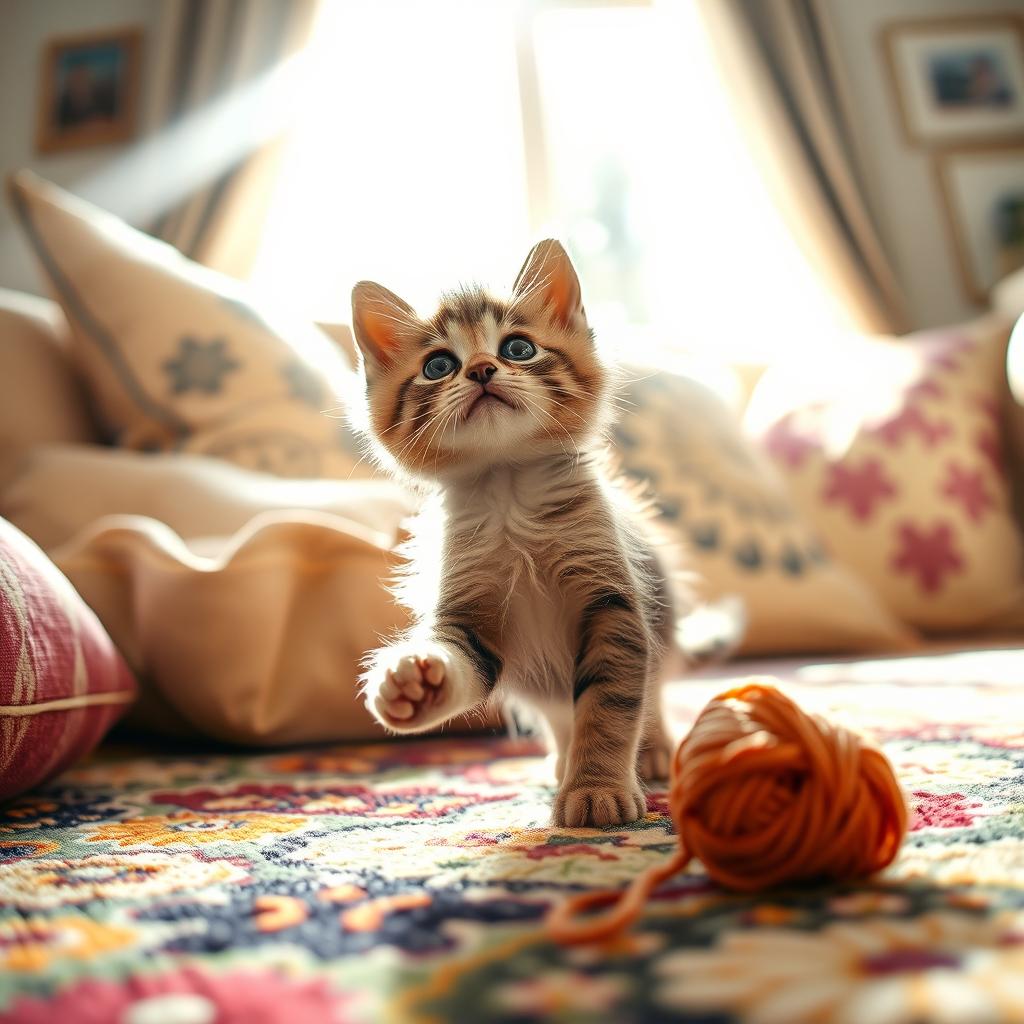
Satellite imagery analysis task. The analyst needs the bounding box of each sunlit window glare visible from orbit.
[249,1,530,316]
[248,0,856,364]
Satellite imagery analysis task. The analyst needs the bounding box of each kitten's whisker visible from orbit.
[542,379,637,414]
[429,402,464,475]
[377,401,439,437]
[390,405,439,455]
[548,372,639,402]
[414,389,468,469]
[510,386,580,462]
[502,381,588,432]
[343,444,379,480]
[389,397,453,464]
[614,368,661,386]
[399,393,461,458]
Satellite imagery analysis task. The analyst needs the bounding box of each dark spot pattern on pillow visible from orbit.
[780,544,805,576]
[690,522,719,551]
[163,337,240,395]
[200,431,323,477]
[733,539,763,571]
[612,371,831,578]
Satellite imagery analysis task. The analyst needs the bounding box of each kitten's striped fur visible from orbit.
[352,240,683,827]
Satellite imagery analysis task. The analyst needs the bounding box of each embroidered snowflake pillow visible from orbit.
[745,317,1024,632]
[6,171,366,479]
[616,370,917,655]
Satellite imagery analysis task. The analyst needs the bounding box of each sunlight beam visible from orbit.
[69,52,309,226]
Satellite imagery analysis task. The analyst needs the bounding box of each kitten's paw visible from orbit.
[553,781,646,827]
[366,652,450,733]
[638,739,673,783]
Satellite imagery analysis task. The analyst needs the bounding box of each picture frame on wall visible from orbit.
[935,144,1024,303]
[36,27,142,154]
[882,15,1024,146]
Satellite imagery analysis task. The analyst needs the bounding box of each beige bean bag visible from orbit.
[1,443,414,553]
[1,445,423,744]
[51,510,408,745]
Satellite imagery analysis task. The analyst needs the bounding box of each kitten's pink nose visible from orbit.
[466,359,498,384]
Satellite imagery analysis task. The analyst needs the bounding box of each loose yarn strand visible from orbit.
[546,680,908,945]
[546,844,694,945]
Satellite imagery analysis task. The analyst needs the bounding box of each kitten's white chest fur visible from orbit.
[442,461,581,700]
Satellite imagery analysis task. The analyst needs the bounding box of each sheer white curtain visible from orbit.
[247,0,856,364]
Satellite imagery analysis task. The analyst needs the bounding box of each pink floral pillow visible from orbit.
[745,317,1024,633]
[1,517,135,800]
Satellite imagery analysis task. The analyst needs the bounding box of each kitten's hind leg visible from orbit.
[636,668,673,782]
[637,712,672,782]
[362,624,501,734]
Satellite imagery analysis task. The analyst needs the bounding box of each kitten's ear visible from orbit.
[351,281,421,369]
[512,239,585,328]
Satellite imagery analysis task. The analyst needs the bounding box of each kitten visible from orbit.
[351,240,682,827]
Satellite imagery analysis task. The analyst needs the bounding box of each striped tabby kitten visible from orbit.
[352,240,680,827]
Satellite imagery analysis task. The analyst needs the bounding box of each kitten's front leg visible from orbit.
[554,590,649,827]
[362,618,502,734]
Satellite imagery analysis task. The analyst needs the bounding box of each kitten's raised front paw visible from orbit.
[553,782,646,827]
[366,652,449,733]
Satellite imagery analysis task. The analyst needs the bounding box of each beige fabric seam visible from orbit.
[1,691,134,717]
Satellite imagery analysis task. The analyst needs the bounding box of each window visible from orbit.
[248,0,855,364]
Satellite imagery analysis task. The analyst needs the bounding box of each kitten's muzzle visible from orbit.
[465,381,516,418]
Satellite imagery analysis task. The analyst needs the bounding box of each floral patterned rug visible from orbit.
[1,649,1023,1023]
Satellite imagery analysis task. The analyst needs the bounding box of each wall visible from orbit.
[821,0,1024,330]
[0,0,163,296]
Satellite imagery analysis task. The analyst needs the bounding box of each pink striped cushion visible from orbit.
[0,517,135,801]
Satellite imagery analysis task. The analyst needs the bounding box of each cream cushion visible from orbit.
[6,170,367,479]
[0,288,98,486]
[52,511,408,745]
[0,444,415,554]
[616,369,918,655]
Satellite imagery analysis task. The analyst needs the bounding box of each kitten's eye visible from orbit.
[422,352,459,380]
[499,335,536,361]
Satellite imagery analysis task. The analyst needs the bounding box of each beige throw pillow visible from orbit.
[616,369,919,655]
[6,170,367,479]
[0,288,98,487]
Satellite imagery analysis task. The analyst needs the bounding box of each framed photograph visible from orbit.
[36,28,142,154]
[882,15,1024,146]
[935,144,1024,303]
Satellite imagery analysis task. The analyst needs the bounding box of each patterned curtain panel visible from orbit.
[696,0,910,335]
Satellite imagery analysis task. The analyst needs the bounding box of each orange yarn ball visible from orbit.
[547,681,908,945]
